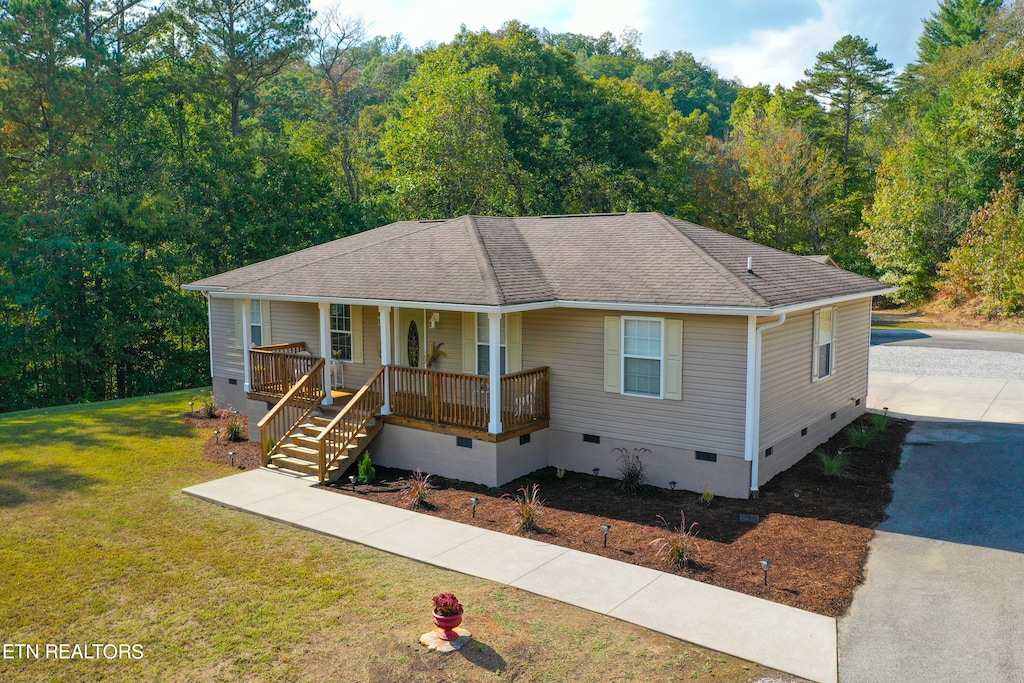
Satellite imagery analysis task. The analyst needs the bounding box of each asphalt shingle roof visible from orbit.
[187,213,887,310]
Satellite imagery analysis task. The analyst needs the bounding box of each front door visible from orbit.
[396,309,425,368]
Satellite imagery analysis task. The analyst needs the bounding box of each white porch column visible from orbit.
[379,305,392,415]
[488,312,502,434]
[318,302,333,405]
[241,298,252,392]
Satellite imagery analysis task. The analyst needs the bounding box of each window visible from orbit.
[249,300,263,347]
[331,304,352,361]
[476,313,506,376]
[622,317,663,397]
[813,307,836,380]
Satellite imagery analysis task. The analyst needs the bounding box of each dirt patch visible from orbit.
[320,415,911,618]
[874,302,1024,333]
[183,412,262,470]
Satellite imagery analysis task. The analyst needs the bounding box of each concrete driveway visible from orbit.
[868,328,1024,423]
[843,329,1024,682]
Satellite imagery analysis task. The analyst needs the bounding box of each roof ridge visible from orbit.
[651,213,771,308]
[462,215,505,305]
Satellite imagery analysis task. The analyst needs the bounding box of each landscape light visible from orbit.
[592,468,600,477]
[229,451,236,467]
[470,497,479,518]
[214,429,220,444]
[189,401,195,413]
[601,524,611,548]
[349,475,357,492]
[669,481,676,491]
[793,489,801,499]
[760,559,770,586]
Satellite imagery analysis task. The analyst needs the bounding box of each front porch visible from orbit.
[247,344,550,440]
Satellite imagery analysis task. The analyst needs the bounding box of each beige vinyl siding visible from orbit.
[422,310,463,374]
[522,308,748,455]
[759,298,871,451]
[210,296,243,380]
[268,301,320,355]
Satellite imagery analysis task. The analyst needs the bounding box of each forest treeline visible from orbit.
[1,0,1022,412]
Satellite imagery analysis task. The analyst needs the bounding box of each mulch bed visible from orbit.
[317,415,912,618]
[183,412,263,470]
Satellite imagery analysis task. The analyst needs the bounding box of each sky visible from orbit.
[313,0,940,87]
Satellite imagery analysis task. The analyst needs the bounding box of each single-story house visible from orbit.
[184,212,892,498]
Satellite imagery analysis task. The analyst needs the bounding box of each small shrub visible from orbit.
[503,483,544,533]
[225,415,245,442]
[555,467,566,479]
[431,592,463,616]
[356,452,376,484]
[871,410,890,433]
[845,425,877,449]
[195,393,217,418]
[613,447,650,496]
[816,447,851,479]
[700,482,715,507]
[401,468,432,508]
[648,512,700,570]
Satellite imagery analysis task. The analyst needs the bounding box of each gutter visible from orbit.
[745,312,787,498]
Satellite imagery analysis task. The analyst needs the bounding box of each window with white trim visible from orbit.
[330,304,352,361]
[622,317,663,397]
[249,300,263,347]
[813,307,836,380]
[476,313,506,376]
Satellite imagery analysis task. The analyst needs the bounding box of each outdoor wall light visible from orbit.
[592,468,600,477]
[470,497,479,518]
[229,451,236,467]
[760,559,770,586]
[668,481,676,491]
[429,312,440,328]
[601,524,611,548]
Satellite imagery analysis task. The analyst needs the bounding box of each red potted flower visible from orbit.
[431,592,464,641]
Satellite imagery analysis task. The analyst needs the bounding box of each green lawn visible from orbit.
[0,391,785,682]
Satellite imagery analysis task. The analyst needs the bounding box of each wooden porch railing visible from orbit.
[249,342,317,396]
[388,366,549,432]
[258,357,326,465]
[315,366,385,481]
[500,366,550,429]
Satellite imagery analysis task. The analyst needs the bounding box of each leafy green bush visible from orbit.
[356,452,376,484]
[700,482,714,507]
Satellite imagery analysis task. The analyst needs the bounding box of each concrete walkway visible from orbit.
[184,468,836,683]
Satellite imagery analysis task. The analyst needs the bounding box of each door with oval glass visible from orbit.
[396,308,426,368]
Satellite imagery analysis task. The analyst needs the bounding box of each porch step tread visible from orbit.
[269,456,341,475]
[278,444,318,459]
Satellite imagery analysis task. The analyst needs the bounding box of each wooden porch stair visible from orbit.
[268,406,382,478]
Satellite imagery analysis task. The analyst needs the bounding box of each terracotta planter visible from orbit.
[432,610,463,641]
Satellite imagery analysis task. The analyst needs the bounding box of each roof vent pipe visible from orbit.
[746,257,753,274]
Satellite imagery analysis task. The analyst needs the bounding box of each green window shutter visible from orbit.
[507,312,522,373]
[233,299,243,349]
[462,312,476,374]
[261,300,272,346]
[604,316,621,393]
[664,319,684,400]
[351,304,364,364]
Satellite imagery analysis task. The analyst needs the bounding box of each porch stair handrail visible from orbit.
[249,342,316,396]
[258,357,326,465]
[315,365,386,482]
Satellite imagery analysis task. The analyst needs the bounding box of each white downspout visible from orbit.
[318,302,333,405]
[747,312,786,498]
[379,305,392,415]
[241,298,252,392]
